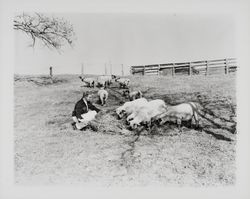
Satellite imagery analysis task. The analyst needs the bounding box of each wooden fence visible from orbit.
[130,58,237,76]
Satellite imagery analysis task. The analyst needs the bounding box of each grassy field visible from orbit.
[14,74,236,186]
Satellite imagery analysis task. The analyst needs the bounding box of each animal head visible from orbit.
[128,91,141,101]
[111,75,117,79]
[123,89,130,97]
[79,76,84,81]
[129,119,140,129]
[116,107,126,119]
[155,118,163,125]
[126,114,135,123]
[138,91,143,98]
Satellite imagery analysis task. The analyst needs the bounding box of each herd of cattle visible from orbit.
[79,75,201,132]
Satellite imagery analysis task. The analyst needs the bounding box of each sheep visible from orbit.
[116,98,148,119]
[78,110,97,123]
[97,75,113,87]
[127,99,166,122]
[152,102,201,132]
[98,88,108,106]
[111,75,117,79]
[113,76,130,88]
[79,76,95,88]
[96,78,107,88]
[119,78,130,88]
[128,99,167,129]
[128,107,152,129]
[102,75,113,86]
[123,89,143,101]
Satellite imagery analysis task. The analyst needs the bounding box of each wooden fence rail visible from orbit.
[130,58,237,76]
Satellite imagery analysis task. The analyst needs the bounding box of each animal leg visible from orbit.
[177,118,182,132]
[100,97,104,106]
[104,96,107,105]
[188,119,192,128]
[147,120,152,129]
[193,112,201,130]
[159,118,165,125]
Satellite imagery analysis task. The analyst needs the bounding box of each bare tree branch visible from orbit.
[14,12,76,50]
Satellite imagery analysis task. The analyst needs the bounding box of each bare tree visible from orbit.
[14,12,76,50]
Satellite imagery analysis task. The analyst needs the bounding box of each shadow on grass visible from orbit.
[202,128,233,142]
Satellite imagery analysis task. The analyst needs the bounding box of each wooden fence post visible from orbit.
[225,59,229,74]
[49,66,53,83]
[143,65,145,75]
[121,64,124,76]
[105,63,107,75]
[81,63,84,76]
[49,66,53,77]
[110,61,112,75]
[189,62,192,76]
[158,64,160,76]
[172,63,175,77]
[205,61,209,76]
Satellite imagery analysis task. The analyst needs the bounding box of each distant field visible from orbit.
[14,74,236,186]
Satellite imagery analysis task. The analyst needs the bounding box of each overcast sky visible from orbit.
[14,13,236,75]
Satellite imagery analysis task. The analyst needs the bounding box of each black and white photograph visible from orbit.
[1,0,250,198]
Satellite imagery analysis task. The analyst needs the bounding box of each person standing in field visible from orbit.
[72,91,100,131]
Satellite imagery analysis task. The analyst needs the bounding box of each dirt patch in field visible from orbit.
[14,75,69,86]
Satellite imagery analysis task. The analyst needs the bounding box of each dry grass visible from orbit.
[14,73,236,186]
